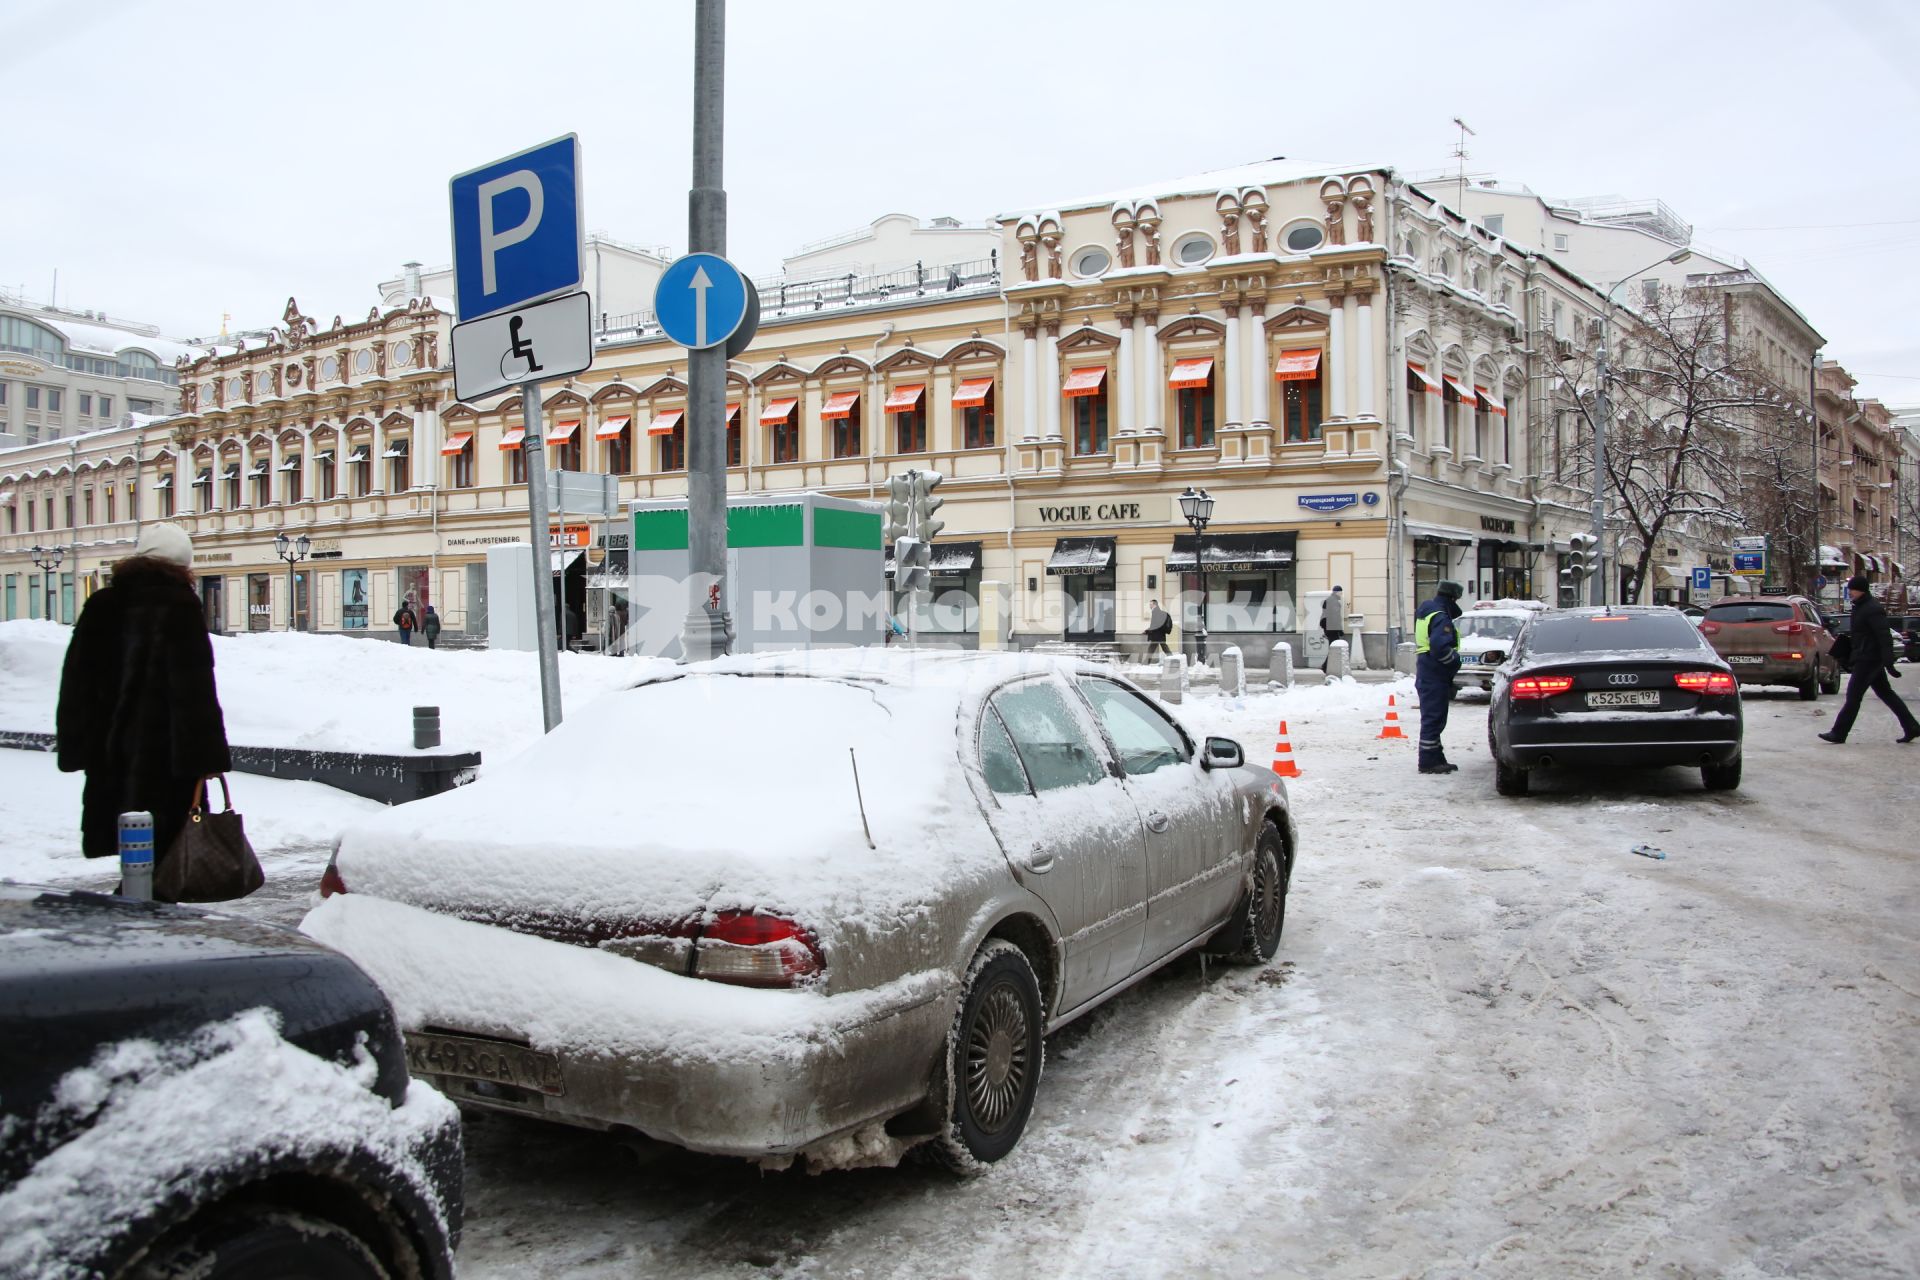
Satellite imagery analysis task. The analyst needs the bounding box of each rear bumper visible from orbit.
[1723,656,1819,685]
[1501,711,1741,769]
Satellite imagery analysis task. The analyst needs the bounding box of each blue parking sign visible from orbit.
[1691,567,1711,593]
[449,135,583,322]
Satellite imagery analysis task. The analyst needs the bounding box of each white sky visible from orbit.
[3,0,1917,405]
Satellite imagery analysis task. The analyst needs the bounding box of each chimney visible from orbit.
[402,261,423,299]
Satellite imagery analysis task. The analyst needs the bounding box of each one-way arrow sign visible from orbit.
[654,252,750,350]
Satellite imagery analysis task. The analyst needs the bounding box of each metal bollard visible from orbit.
[1327,639,1350,680]
[413,705,442,750]
[1271,641,1294,689]
[118,810,154,901]
[1158,653,1188,704]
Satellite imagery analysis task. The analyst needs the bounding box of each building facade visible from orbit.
[0,291,189,449]
[1815,364,1908,595]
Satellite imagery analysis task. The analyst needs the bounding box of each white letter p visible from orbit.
[476,169,544,296]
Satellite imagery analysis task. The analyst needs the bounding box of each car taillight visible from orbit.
[692,911,824,989]
[1510,674,1575,699]
[1673,671,1737,695]
[1699,621,1720,635]
[319,863,347,898]
[1772,622,1806,635]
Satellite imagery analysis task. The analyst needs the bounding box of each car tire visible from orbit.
[1227,820,1290,965]
[1702,757,1742,791]
[932,939,1044,1173]
[133,1208,389,1280]
[1798,676,1820,701]
[1495,758,1530,797]
[1821,666,1841,695]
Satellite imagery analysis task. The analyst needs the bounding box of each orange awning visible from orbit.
[883,384,925,413]
[822,391,861,419]
[952,377,994,408]
[440,432,473,456]
[1275,349,1322,381]
[595,414,631,440]
[1407,361,1441,393]
[760,397,798,425]
[1062,366,1107,398]
[498,427,526,450]
[726,403,741,426]
[647,409,684,437]
[1475,385,1506,415]
[1169,357,1214,389]
[1443,375,1476,402]
[547,419,580,444]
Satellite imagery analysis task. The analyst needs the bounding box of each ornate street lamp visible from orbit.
[30,543,65,622]
[1178,486,1214,665]
[274,531,312,632]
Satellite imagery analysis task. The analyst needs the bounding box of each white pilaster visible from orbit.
[1140,317,1160,435]
[1248,310,1270,429]
[368,416,384,493]
[1326,304,1348,420]
[1022,331,1040,441]
[1355,296,1377,420]
[1223,309,1243,429]
[1117,317,1136,433]
[1043,331,1062,442]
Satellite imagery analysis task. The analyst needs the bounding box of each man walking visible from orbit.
[1415,580,1465,773]
[392,599,418,645]
[1819,575,1920,745]
[1321,586,1346,668]
[1144,599,1173,656]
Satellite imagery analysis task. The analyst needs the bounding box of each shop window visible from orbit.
[825,391,862,459]
[1282,365,1324,443]
[956,378,996,448]
[1413,538,1450,608]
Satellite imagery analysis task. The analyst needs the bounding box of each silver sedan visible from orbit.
[303,650,1296,1171]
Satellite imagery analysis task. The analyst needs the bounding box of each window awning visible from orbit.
[153,475,173,489]
[547,419,580,444]
[1653,563,1688,587]
[313,450,335,463]
[1443,375,1475,402]
[952,377,994,408]
[1407,361,1440,392]
[382,441,409,458]
[192,471,211,486]
[345,446,369,463]
[726,403,741,426]
[441,432,474,455]
[760,396,799,425]
[1169,357,1214,389]
[1475,385,1506,415]
[1166,531,1298,572]
[595,414,631,440]
[1865,553,1884,572]
[499,427,526,450]
[822,391,861,419]
[884,540,982,579]
[550,549,583,573]
[647,409,684,436]
[246,460,269,476]
[1275,349,1322,381]
[1405,521,1477,546]
[1046,536,1116,576]
[1062,366,1107,398]
[220,463,240,479]
[883,384,924,413]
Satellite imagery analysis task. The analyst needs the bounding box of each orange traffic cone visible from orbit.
[1377,694,1408,741]
[1270,720,1302,778]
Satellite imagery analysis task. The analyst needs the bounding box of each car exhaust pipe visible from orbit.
[1537,754,1553,768]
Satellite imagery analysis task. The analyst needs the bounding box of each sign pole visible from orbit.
[521,378,563,730]
[682,0,733,662]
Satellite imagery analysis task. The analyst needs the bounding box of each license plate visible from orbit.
[1727,655,1764,664]
[1586,690,1660,708]
[404,1032,566,1096]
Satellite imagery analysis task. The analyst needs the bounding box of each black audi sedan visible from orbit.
[0,885,462,1280]
[1487,606,1744,796]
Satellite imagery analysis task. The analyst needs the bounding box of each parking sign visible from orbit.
[449,135,583,322]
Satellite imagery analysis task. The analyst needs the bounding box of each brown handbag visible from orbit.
[156,775,266,903]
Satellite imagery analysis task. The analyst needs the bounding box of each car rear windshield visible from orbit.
[1703,603,1795,623]
[1525,612,1705,655]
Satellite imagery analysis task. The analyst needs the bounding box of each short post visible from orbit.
[1270,641,1295,689]
[1327,639,1350,680]
[1395,641,1416,674]
[118,810,154,901]
[413,705,442,751]
[1158,652,1188,704]
[1345,613,1367,669]
[1218,645,1245,698]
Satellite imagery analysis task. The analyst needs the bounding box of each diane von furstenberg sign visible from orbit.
[1015,496,1172,527]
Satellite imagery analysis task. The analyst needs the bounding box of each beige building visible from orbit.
[1,290,190,449]
[1815,364,1908,594]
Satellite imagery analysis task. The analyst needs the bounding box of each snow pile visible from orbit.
[0,1008,457,1280]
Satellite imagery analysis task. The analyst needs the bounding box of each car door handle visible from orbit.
[1019,848,1056,874]
[1145,811,1171,834]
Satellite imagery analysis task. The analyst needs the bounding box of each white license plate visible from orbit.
[1586,690,1660,708]
[1727,655,1764,665]
[405,1032,566,1095]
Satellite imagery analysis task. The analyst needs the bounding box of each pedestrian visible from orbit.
[1321,586,1346,667]
[55,522,233,872]
[393,600,417,645]
[1414,579,1465,774]
[1145,598,1173,656]
[1819,575,1920,745]
[421,604,442,650]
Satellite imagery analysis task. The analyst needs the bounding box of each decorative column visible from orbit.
[1042,322,1063,442]
[368,415,384,493]
[1139,309,1161,437]
[1117,313,1137,433]
[1247,303,1270,431]
[1326,303,1348,421]
[1022,322,1041,441]
[1354,292,1377,420]
[1223,304,1244,431]
[270,430,285,505]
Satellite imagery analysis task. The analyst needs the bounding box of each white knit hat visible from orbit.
[133,522,193,568]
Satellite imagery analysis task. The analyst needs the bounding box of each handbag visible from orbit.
[156,775,266,903]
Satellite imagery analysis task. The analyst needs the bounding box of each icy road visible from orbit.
[4,675,1915,1278]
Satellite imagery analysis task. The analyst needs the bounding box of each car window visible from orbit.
[1524,612,1705,654]
[978,705,1031,795]
[1075,678,1191,776]
[1457,615,1525,640]
[1703,603,1794,623]
[989,680,1108,792]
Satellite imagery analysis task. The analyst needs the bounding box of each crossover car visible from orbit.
[303,650,1294,1172]
[1453,606,1536,691]
[1487,606,1744,796]
[1698,595,1839,699]
[0,885,462,1280]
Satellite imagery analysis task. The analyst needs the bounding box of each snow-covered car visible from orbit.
[1453,607,1535,690]
[0,885,462,1280]
[303,650,1295,1172]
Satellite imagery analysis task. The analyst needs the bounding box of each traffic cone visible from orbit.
[1270,720,1301,778]
[1377,694,1408,741]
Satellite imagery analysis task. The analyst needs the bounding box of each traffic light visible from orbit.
[883,475,913,544]
[911,470,945,542]
[1565,532,1598,579]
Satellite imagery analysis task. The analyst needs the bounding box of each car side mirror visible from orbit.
[1203,737,1244,770]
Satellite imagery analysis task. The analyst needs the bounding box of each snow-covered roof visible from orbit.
[1012,158,1389,218]
[35,315,197,364]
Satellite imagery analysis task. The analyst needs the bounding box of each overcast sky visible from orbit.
[4,0,1917,405]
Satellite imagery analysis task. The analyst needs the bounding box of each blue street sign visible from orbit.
[449,135,583,322]
[1732,551,1766,575]
[1692,567,1711,592]
[654,252,751,350]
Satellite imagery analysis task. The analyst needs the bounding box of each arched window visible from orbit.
[0,316,65,362]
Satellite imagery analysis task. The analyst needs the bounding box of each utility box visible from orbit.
[627,493,886,659]
[484,543,538,652]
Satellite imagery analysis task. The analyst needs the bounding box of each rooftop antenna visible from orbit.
[1451,117,1476,214]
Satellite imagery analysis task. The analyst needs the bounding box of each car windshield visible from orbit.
[1457,615,1525,641]
[1704,603,1794,624]
[1525,612,1704,655]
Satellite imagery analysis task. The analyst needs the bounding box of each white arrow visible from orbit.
[690,265,712,348]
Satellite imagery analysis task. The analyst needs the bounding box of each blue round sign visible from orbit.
[1361,491,1380,507]
[653,252,751,350]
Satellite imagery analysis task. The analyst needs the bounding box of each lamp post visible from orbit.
[1591,247,1692,605]
[30,544,65,622]
[1178,486,1214,665]
[273,532,311,632]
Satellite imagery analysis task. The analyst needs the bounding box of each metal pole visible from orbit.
[1810,352,1821,602]
[682,0,733,662]
[1592,327,1611,607]
[520,379,563,730]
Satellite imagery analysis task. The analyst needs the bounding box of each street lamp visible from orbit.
[1178,486,1214,665]
[1590,247,1691,605]
[273,531,312,632]
[30,544,65,622]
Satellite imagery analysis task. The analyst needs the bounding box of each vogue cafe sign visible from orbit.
[1016,496,1172,527]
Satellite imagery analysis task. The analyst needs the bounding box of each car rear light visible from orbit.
[692,911,824,989]
[319,863,347,898]
[1699,622,1720,636]
[1673,671,1737,695]
[1784,652,1804,661]
[1772,622,1806,635]
[1510,674,1575,699]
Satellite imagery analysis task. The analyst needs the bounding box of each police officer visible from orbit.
[1415,580,1466,774]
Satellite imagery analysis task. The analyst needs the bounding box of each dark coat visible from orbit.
[393,605,417,632]
[1415,596,1463,669]
[422,609,442,638]
[1146,607,1172,640]
[56,559,232,859]
[1847,595,1899,672]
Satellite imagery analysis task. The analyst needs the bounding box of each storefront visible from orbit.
[1167,532,1299,634]
[1047,536,1117,640]
[341,568,370,630]
[1477,540,1534,601]
[886,539,983,642]
[1408,524,1475,606]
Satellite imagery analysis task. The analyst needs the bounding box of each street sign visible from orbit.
[545,470,619,518]
[653,252,753,349]
[1732,551,1766,576]
[449,135,584,322]
[450,290,593,403]
[1731,535,1768,551]
[1691,567,1712,593]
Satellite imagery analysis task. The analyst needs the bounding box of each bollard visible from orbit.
[1345,614,1368,669]
[413,705,442,751]
[118,810,154,901]
[1327,639,1350,680]
[1395,642,1416,675]
[1158,653,1189,704]
[1218,645,1246,698]
[1271,641,1295,689]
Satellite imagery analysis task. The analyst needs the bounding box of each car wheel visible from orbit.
[1228,820,1290,965]
[1798,676,1819,701]
[1495,758,1530,797]
[1821,666,1841,694]
[133,1208,389,1280]
[932,939,1044,1172]
[1702,757,1742,791]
